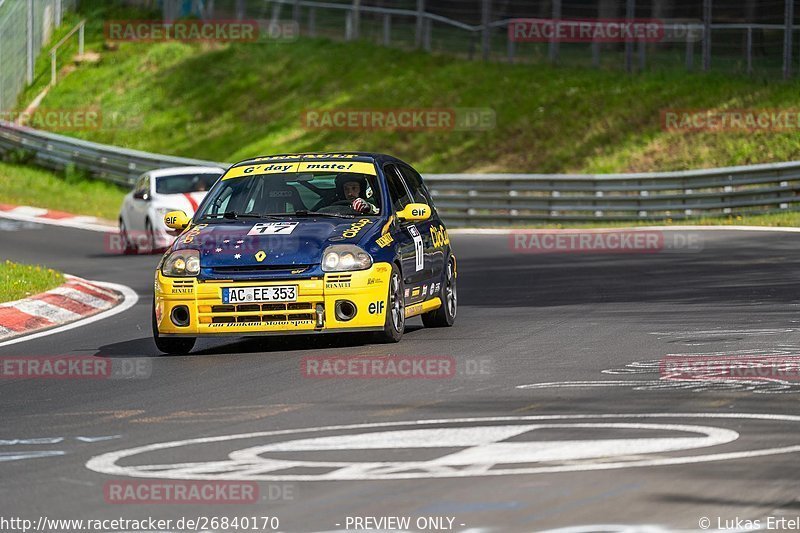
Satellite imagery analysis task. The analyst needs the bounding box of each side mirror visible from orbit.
[133,190,149,201]
[164,210,190,232]
[396,203,431,222]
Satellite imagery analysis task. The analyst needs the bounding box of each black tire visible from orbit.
[374,263,404,343]
[152,303,195,355]
[118,219,136,254]
[145,219,157,254]
[422,256,457,328]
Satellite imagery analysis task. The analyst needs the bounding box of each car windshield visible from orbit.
[196,171,382,220]
[155,173,221,194]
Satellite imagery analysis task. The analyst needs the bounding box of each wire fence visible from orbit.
[156,0,800,77]
[0,0,77,111]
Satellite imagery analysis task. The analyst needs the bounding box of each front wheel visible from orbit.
[152,303,195,355]
[374,263,404,343]
[422,256,457,328]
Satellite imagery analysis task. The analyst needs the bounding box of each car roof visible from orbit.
[232,152,411,169]
[147,166,226,179]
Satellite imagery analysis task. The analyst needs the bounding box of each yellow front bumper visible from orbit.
[155,262,393,337]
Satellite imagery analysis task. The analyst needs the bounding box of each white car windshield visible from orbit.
[155,173,221,194]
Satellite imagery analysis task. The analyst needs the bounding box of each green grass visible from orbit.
[0,160,125,220]
[0,260,64,303]
[14,3,800,175]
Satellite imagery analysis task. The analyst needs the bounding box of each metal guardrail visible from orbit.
[1,120,799,226]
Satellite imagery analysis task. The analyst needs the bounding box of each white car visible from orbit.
[119,166,224,252]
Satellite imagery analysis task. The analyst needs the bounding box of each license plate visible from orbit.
[222,286,297,304]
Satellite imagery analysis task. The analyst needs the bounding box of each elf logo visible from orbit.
[368,301,385,314]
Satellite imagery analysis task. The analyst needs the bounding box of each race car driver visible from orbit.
[335,174,379,215]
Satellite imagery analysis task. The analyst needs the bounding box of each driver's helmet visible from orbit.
[334,173,368,201]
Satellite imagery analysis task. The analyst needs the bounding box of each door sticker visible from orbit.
[408,225,424,272]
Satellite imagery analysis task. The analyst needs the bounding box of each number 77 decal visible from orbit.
[408,225,424,272]
[248,222,299,235]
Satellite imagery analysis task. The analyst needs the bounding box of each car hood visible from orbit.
[172,217,380,274]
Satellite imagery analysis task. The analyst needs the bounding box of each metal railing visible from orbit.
[49,19,85,87]
[167,0,800,78]
[1,120,799,226]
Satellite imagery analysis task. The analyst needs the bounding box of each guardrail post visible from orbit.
[50,51,57,86]
[235,0,246,20]
[309,8,316,37]
[423,18,432,51]
[549,0,561,63]
[79,21,85,56]
[783,0,794,79]
[638,37,646,71]
[350,0,361,41]
[26,0,34,85]
[415,0,425,49]
[345,11,353,41]
[686,29,694,71]
[481,0,491,61]
[56,0,63,27]
[746,27,753,75]
[508,35,515,62]
[292,0,300,24]
[592,42,600,68]
[702,0,712,71]
[625,0,635,73]
[382,13,391,46]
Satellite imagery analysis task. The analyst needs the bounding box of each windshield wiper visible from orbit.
[289,210,356,219]
[199,211,278,221]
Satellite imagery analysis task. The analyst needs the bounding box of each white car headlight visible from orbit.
[161,249,201,277]
[321,245,372,272]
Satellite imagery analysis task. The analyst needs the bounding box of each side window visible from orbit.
[398,165,433,205]
[383,164,412,213]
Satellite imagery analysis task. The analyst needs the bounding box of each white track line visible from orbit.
[0,281,139,348]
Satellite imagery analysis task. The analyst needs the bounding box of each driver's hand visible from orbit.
[351,198,373,214]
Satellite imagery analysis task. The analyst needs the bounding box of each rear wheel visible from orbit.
[422,256,457,328]
[375,264,404,343]
[152,303,195,355]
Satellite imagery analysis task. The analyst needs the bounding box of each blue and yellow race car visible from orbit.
[152,152,457,354]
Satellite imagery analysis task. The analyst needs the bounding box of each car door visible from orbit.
[383,164,432,303]
[397,163,445,285]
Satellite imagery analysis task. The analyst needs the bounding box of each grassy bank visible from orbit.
[0,260,64,303]
[13,4,800,175]
[0,161,125,220]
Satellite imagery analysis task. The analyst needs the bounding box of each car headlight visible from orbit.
[161,249,201,277]
[321,245,372,272]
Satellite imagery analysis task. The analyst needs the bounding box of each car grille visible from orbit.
[201,302,319,325]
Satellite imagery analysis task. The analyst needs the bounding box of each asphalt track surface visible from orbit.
[2,220,800,533]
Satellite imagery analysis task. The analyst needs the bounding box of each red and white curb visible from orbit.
[0,275,137,346]
[0,204,115,233]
